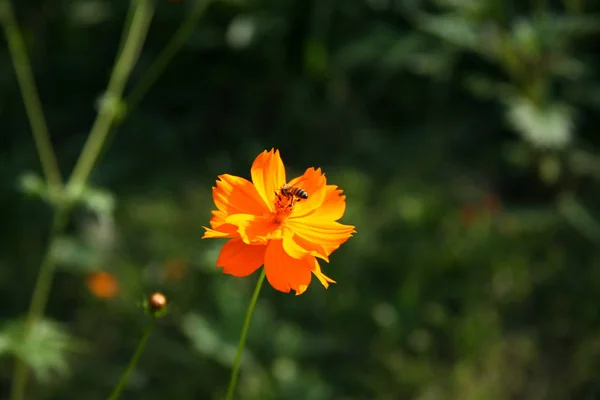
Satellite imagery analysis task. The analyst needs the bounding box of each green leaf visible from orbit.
[226,15,256,49]
[418,14,482,52]
[50,236,100,272]
[77,186,116,216]
[18,172,51,203]
[0,319,86,382]
[506,97,574,149]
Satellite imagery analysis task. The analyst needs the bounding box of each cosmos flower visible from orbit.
[86,271,119,299]
[202,149,355,295]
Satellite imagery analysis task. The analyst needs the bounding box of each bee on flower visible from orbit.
[279,183,309,200]
[202,149,356,295]
[274,183,308,212]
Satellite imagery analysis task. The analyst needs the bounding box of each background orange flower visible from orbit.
[86,271,119,299]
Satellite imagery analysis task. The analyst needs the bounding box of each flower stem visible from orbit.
[66,0,154,197]
[0,0,63,196]
[107,320,156,400]
[91,0,212,165]
[9,206,70,400]
[8,1,155,399]
[225,268,267,400]
[125,0,212,113]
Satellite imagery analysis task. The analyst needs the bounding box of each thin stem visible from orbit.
[225,268,267,400]
[66,0,155,196]
[115,1,137,60]
[93,0,212,168]
[23,208,71,326]
[9,206,71,400]
[107,320,156,400]
[125,0,212,113]
[0,0,63,194]
[9,2,155,399]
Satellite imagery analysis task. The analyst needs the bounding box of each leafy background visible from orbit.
[2,0,600,399]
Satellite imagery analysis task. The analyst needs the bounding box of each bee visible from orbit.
[275,184,308,211]
[280,183,308,200]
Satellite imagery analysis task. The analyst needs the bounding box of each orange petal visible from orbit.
[285,218,355,254]
[322,242,344,255]
[202,223,239,239]
[251,149,286,212]
[264,239,312,295]
[311,259,336,289]
[287,168,327,218]
[225,214,282,244]
[307,185,346,221]
[213,174,269,216]
[216,239,266,277]
[282,228,329,261]
[209,210,228,228]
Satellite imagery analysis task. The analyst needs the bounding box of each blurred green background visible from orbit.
[2,0,600,399]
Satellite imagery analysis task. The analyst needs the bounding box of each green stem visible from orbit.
[8,2,155,399]
[92,0,212,168]
[9,206,71,400]
[125,0,212,113]
[0,0,63,195]
[225,268,267,400]
[115,1,137,60]
[107,320,156,400]
[66,0,155,197]
[23,208,71,326]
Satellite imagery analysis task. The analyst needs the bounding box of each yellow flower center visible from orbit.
[272,189,298,224]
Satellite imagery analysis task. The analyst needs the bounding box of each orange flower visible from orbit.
[86,271,119,299]
[202,149,356,295]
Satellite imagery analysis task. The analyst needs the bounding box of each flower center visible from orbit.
[272,188,301,223]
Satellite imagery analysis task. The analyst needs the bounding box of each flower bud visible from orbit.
[144,292,168,318]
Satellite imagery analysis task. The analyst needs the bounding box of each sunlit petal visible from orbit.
[213,174,269,215]
[306,185,346,221]
[225,214,282,244]
[282,228,329,261]
[287,168,327,217]
[264,240,312,295]
[202,223,239,239]
[311,259,336,289]
[322,243,343,255]
[216,239,266,277]
[286,218,355,253]
[251,149,286,212]
[209,210,228,228]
